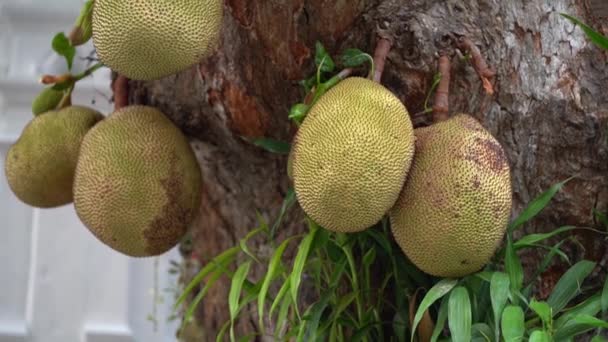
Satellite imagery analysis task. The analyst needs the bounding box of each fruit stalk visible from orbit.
[372,38,392,83]
[432,55,451,123]
[457,37,495,95]
[112,74,129,110]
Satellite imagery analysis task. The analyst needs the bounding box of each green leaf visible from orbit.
[288,103,310,122]
[594,209,608,229]
[175,247,240,309]
[602,273,608,314]
[251,138,291,154]
[411,278,458,342]
[471,323,493,342]
[274,293,292,337]
[509,178,572,232]
[505,236,524,295]
[514,226,576,249]
[431,296,449,342]
[290,223,319,314]
[271,188,296,238]
[490,272,510,341]
[269,277,291,318]
[51,32,76,70]
[555,294,602,330]
[258,237,295,330]
[341,48,373,68]
[529,300,553,328]
[501,305,525,342]
[216,321,231,342]
[182,268,224,329]
[592,336,608,342]
[529,330,552,342]
[448,287,472,342]
[31,87,65,115]
[303,291,332,341]
[314,41,335,73]
[560,14,608,51]
[69,0,94,46]
[229,261,252,342]
[547,260,596,314]
[573,315,608,328]
[239,225,266,264]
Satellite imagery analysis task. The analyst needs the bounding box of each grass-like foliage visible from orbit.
[176,44,608,341]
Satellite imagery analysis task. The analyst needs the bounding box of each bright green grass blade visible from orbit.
[602,274,608,314]
[216,320,231,342]
[471,323,492,342]
[303,291,333,341]
[251,138,291,154]
[529,330,551,342]
[505,236,524,296]
[274,293,292,338]
[229,261,252,342]
[547,260,596,314]
[181,268,224,333]
[431,296,449,342]
[411,278,458,342]
[509,178,572,232]
[271,188,297,238]
[175,246,240,310]
[513,225,576,249]
[269,279,291,318]
[573,315,608,328]
[239,226,266,264]
[560,14,608,50]
[290,224,319,315]
[258,237,296,330]
[555,294,601,330]
[529,300,553,328]
[501,305,525,342]
[490,272,510,341]
[448,287,472,342]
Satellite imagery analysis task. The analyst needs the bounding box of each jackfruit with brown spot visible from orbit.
[292,77,415,232]
[5,106,103,208]
[92,0,223,80]
[390,114,512,277]
[73,106,202,257]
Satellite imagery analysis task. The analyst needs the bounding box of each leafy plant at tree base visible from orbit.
[176,43,608,341]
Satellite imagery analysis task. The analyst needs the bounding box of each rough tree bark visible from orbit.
[126,0,608,339]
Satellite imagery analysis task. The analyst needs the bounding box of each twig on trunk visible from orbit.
[433,55,451,123]
[112,74,129,111]
[373,37,392,83]
[457,37,495,95]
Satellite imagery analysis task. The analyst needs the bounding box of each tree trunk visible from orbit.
[127,0,608,339]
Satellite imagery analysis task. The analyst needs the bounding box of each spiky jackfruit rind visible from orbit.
[292,77,415,233]
[5,106,103,207]
[73,106,202,257]
[390,114,512,278]
[92,0,223,80]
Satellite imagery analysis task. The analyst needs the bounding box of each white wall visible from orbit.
[0,1,181,341]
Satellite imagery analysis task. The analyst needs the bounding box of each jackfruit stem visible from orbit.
[112,75,129,111]
[457,37,495,95]
[372,38,392,83]
[432,55,451,123]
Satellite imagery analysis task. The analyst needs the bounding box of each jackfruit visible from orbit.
[5,106,103,208]
[390,114,512,277]
[92,0,223,80]
[73,105,202,257]
[292,77,415,232]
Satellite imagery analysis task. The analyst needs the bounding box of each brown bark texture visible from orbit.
[127,0,608,339]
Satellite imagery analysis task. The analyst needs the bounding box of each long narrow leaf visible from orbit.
[555,294,602,330]
[290,224,319,314]
[505,236,524,296]
[431,296,449,342]
[509,178,572,232]
[547,260,596,314]
[529,330,551,342]
[411,278,458,342]
[303,291,333,341]
[501,305,525,342]
[560,14,608,50]
[269,279,291,318]
[258,237,296,330]
[491,272,510,341]
[513,226,576,248]
[573,315,608,328]
[175,247,240,309]
[448,287,472,342]
[602,274,608,313]
[229,261,252,342]
[529,300,553,328]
